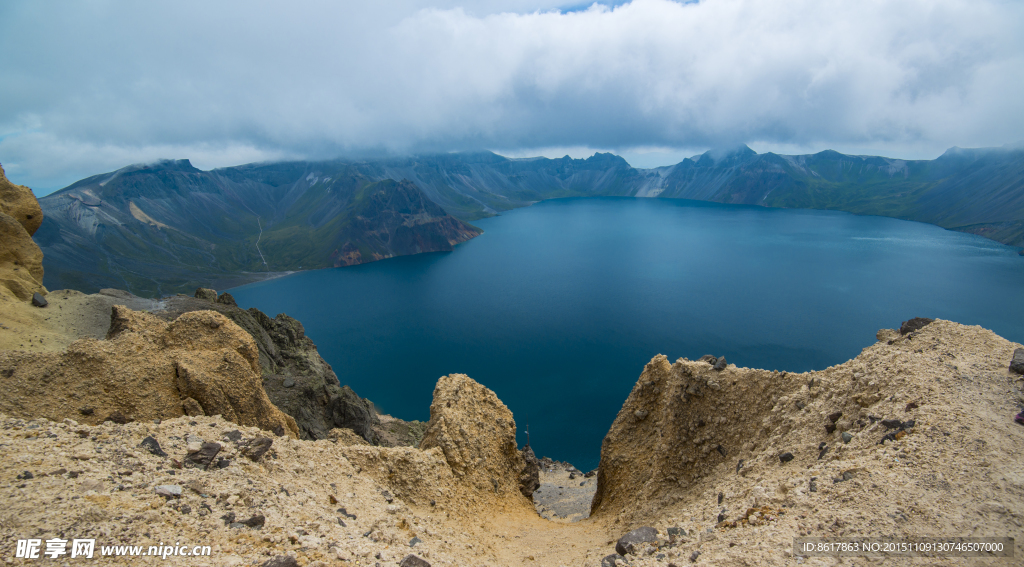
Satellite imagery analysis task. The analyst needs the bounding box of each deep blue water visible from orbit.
[231,197,1024,470]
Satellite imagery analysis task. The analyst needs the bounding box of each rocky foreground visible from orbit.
[2,312,1023,566]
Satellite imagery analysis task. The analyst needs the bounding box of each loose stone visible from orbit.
[261,556,299,567]
[140,435,167,457]
[615,526,658,555]
[242,437,273,461]
[601,554,625,567]
[399,554,431,567]
[155,485,182,498]
[185,442,222,469]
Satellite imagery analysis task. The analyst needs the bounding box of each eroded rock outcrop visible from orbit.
[157,293,380,442]
[591,354,794,520]
[591,319,1024,523]
[0,305,298,437]
[0,163,46,301]
[340,374,532,517]
[420,374,527,500]
[0,164,43,235]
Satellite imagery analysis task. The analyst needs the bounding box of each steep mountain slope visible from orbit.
[35,161,480,296]
[650,144,1024,244]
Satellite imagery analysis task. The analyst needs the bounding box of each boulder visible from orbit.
[420,374,526,500]
[899,317,934,335]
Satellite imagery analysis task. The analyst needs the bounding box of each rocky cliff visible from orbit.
[155,290,380,444]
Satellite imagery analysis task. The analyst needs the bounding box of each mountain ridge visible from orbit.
[36,163,481,296]
[35,144,1024,296]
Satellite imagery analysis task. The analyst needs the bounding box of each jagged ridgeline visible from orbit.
[35,145,1024,296]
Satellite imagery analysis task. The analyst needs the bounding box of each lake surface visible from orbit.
[231,197,1024,470]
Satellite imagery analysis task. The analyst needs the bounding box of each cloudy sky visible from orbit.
[2,0,1022,194]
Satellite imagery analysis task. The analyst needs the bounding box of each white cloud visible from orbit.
[1,0,1022,191]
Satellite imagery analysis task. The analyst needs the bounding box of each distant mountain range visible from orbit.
[35,161,480,295]
[35,143,1024,296]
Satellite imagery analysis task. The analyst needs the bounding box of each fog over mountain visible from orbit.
[2,0,1023,192]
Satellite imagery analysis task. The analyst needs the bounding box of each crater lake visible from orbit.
[230,197,1024,470]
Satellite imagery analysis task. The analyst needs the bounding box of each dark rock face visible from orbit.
[899,317,934,335]
[31,292,47,307]
[615,526,658,555]
[155,295,379,443]
[712,357,727,371]
[399,555,431,567]
[519,445,541,499]
[1010,348,1024,375]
